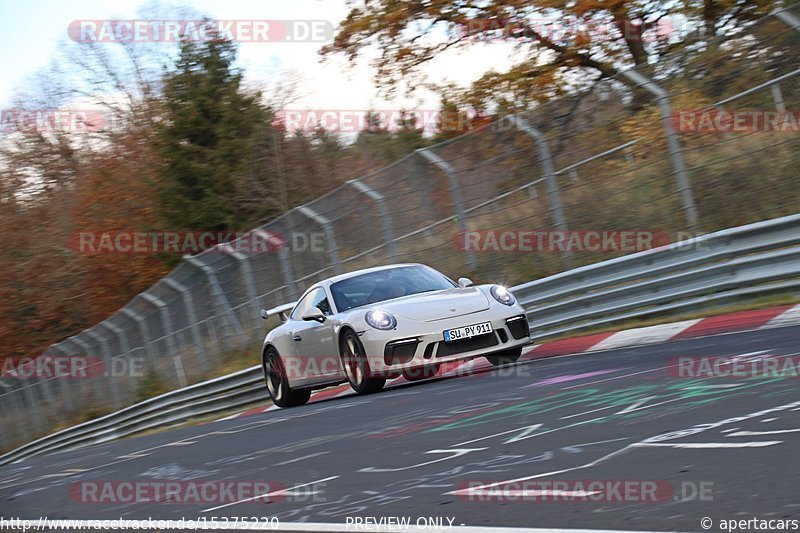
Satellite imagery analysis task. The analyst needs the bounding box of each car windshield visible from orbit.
[330,265,456,312]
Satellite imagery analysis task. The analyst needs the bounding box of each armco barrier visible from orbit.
[514,213,800,337]
[0,366,263,466]
[2,213,800,466]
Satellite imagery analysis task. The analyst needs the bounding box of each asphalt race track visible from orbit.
[2,326,800,532]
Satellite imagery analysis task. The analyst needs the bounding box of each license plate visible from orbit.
[443,322,493,343]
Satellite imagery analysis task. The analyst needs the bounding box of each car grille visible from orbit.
[436,332,498,357]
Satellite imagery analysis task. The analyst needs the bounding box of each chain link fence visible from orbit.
[4,7,800,452]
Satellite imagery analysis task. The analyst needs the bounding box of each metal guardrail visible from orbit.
[2,213,800,466]
[0,366,264,466]
[515,213,800,337]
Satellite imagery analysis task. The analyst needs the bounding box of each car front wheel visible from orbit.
[485,346,523,367]
[264,348,311,408]
[341,330,386,394]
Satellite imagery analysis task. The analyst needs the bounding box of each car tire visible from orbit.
[340,330,386,394]
[402,364,441,381]
[263,348,311,408]
[485,347,523,367]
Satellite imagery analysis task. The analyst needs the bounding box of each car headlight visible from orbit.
[490,285,516,306]
[365,310,397,330]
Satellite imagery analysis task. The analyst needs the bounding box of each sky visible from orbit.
[0,0,520,121]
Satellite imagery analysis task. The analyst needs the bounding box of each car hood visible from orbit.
[378,287,491,322]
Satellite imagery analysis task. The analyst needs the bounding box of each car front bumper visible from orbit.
[359,309,531,374]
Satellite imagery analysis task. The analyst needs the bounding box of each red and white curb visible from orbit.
[218,304,800,421]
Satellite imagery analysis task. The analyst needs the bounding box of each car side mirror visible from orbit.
[301,307,326,323]
[458,277,474,288]
[260,309,270,320]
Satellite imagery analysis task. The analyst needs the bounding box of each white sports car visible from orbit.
[259,263,531,407]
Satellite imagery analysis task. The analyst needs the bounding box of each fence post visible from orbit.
[50,344,73,407]
[69,335,106,402]
[163,278,208,367]
[0,385,10,450]
[7,383,33,443]
[347,179,398,261]
[619,70,700,231]
[102,321,137,408]
[85,328,121,409]
[20,380,44,437]
[774,8,800,31]
[141,293,179,357]
[11,356,46,437]
[140,292,185,387]
[102,321,131,358]
[219,244,259,330]
[508,115,568,233]
[771,84,786,113]
[29,356,55,408]
[185,256,245,346]
[296,206,342,275]
[254,229,297,300]
[120,308,158,367]
[774,10,800,114]
[416,148,476,270]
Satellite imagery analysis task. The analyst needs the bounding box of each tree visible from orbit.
[155,32,271,232]
[322,0,775,112]
[350,110,429,165]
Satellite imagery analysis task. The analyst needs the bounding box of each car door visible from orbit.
[289,287,340,384]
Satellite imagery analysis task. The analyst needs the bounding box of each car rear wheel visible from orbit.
[264,348,311,408]
[402,364,441,381]
[341,330,385,394]
[485,347,522,367]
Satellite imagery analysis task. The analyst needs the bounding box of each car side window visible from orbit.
[290,290,315,320]
[311,288,333,316]
[290,288,332,320]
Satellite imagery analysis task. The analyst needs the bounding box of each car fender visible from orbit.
[261,323,296,375]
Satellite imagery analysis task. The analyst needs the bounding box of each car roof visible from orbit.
[319,263,426,287]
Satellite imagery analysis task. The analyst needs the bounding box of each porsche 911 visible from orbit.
[259,263,531,407]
